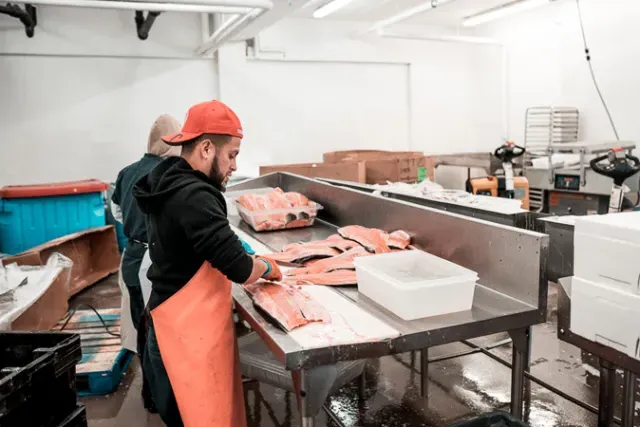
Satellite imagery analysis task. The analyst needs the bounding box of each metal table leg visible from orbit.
[293,370,315,427]
[509,328,531,419]
[622,370,636,427]
[358,371,366,402]
[598,359,617,427]
[421,348,429,398]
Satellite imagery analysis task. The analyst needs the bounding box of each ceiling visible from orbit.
[296,0,519,27]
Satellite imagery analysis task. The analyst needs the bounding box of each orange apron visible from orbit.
[150,262,247,427]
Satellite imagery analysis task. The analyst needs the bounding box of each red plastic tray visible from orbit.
[0,179,109,199]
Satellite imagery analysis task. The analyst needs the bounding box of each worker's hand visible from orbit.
[239,237,256,255]
[257,257,283,281]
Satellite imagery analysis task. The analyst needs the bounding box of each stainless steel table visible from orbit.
[228,173,550,426]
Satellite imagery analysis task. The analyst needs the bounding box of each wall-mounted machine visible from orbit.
[524,141,639,215]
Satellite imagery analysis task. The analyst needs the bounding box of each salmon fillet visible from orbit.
[337,225,391,254]
[388,230,411,249]
[283,192,310,207]
[286,247,370,276]
[243,281,329,331]
[264,244,340,263]
[282,234,359,254]
[282,270,358,286]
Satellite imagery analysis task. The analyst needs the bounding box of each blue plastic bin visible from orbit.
[0,180,108,255]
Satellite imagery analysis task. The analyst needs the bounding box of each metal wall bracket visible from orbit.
[1,3,37,37]
[135,10,161,40]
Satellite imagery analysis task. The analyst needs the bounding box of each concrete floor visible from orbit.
[75,276,635,427]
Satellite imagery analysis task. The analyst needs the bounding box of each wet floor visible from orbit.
[76,277,636,427]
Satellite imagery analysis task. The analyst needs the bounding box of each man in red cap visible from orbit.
[133,100,281,427]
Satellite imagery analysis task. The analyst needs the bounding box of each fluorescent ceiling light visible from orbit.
[313,0,355,18]
[361,0,455,35]
[463,0,550,27]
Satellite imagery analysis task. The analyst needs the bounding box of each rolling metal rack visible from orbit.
[523,106,580,212]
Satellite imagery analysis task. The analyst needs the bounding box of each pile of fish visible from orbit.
[235,188,321,231]
[267,225,412,286]
[243,281,330,331]
[242,225,412,331]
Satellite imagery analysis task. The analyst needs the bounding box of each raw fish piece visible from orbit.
[264,244,340,263]
[388,230,411,250]
[243,281,329,331]
[286,247,370,276]
[282,270,358,286]
[282,234,359,254]
[337,225,391,254]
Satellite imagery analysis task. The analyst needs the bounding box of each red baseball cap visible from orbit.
[162,100,243,145]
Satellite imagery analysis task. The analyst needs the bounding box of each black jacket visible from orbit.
[112,153,163,243]
[133,157,253,310]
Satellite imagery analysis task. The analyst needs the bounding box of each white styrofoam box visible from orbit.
[574,211,640,242]
[570,276,640,359]
[354,250,477,321]
[574,232,640,293]
[574,212,640,292]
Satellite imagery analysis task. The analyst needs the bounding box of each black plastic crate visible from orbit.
[447,412,530,427]
[57,405,87,427]
[0,332,82,427]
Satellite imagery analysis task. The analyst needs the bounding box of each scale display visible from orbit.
[554,174,581,191]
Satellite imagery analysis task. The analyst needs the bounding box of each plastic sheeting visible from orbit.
[0,253,72,330]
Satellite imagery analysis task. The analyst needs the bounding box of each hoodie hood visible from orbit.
[147,114,182,158]
[134,157,220,215]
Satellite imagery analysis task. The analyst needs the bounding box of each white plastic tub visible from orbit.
[355,250,478,321]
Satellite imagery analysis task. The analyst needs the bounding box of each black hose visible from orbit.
[59,303,121,337]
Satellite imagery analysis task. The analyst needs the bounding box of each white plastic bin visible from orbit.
[354,250,478,321]
[574,212,640,293]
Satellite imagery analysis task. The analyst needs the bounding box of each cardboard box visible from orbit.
[260,162,366,183]
[10,266,68,331]
[3,226,120,297]
[323,150,424,164]
[323,150,434,184]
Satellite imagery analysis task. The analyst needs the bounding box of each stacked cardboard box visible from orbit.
[260,150,434,184]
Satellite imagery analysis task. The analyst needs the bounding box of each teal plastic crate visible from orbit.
[0,180,108,255]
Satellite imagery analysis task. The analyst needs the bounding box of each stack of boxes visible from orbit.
[570,211,640,359]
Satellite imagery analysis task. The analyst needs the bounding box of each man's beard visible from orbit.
[208,156,226,190]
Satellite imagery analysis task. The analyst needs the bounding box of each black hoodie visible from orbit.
[133,157,253,311]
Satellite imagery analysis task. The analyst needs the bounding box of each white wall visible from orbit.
[479,0,640,144]
[218,19,504,177]
[1,9,504,185]
[0,7,217,186]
